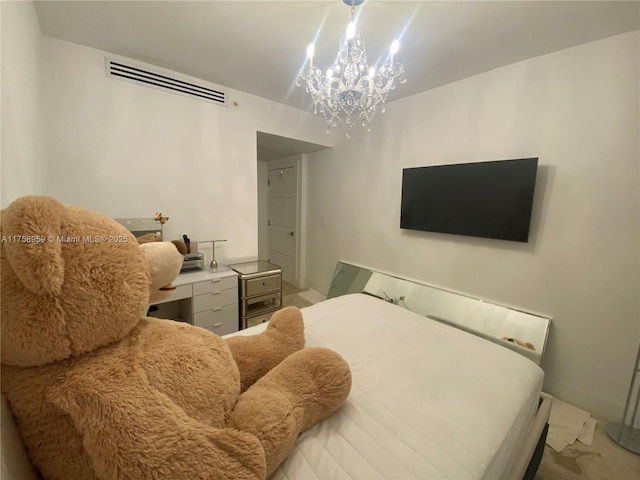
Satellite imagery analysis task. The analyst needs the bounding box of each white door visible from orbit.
[268,166,297,284]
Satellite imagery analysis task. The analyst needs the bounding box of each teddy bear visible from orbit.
[1,195,352,480]
[136,231,164,244]
[502,337,536,351]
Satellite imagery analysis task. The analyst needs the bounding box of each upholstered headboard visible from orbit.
[328,261,552,364]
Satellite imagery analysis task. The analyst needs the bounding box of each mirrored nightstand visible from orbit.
[229,261,282,329]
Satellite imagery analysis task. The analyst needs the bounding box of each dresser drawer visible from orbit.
[193,304,238,335]
[151,284,193,305]
[193,275,237,296]
[244,274,281,297]
[204,320,238,337]
[193,288,237,313]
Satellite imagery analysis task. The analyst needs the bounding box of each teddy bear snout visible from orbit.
[140,242,184,304]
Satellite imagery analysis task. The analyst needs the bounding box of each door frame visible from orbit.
[264,155,305,288]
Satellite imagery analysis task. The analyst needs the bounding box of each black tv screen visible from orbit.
[400,158,538,242]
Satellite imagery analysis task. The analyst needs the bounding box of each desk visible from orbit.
[148,267,239,336]
[229,261,282,329]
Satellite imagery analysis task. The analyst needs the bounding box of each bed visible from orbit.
[0,289,550,480]
[227,293,551,480]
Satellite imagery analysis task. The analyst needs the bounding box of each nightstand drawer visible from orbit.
[242,291,281,318]
[193,276,237,296]
[245,274,281,296]
[246,312,273,328]
[193,304,238,335]
[193,288,237,313]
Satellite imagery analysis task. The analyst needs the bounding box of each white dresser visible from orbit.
[148,267,239,336]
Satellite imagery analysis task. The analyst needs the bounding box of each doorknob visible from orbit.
[287,231,294,236]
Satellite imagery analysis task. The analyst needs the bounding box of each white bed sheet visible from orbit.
[228,294,544,480]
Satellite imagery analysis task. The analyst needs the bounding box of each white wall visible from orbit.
[1,0,46,207]
[257,159,269,260]
[26,36,332,266]
[304,31,639,421]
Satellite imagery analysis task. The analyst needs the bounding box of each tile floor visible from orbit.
[275,285,640,479]
[282,281,314,308]
[536,420,640,480]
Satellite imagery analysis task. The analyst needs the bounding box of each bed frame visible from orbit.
[510,393,552,480]
[0,356,552,480]
[328,261,553,479]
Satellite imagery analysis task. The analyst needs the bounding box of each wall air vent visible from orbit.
[105,57,226,106]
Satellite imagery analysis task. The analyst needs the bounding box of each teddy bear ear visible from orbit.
[1,196,66,295]
[170,239,187,255]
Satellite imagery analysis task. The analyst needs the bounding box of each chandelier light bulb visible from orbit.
[346,21,356,40]
[306,43,315,59]
[390,39,400,56]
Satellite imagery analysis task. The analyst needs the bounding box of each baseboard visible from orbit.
[302,279,329,298]
[543,378,623,422]
[298,289,326,305]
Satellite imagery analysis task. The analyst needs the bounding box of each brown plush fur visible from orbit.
[226,306,305,392]
[1,195,352,480]
[228,346,353,477]
[1,196,150,367]
[136,232,163,244]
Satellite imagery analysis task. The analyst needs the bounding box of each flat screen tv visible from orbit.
[400,158,538,242]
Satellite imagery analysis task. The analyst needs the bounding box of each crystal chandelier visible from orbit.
[296,0,406,138]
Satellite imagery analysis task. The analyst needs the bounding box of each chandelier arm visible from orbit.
[329,76,345,90]
[301,71,327,97]
[373,64,405,92]
[373,76,397,95]
[352,75,375,93]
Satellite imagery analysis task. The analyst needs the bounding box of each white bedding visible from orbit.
[228,293,544,480]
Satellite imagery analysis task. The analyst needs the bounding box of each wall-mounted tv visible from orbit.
[400,158,538,243]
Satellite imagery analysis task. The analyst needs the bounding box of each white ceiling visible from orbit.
[33,0,639,158]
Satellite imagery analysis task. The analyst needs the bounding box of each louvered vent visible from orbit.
[105,57,226,106]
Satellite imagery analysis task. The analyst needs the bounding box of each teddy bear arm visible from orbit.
[50,375,267,480]
[227,347,352,477]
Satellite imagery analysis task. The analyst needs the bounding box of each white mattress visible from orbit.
[228,294,544,480]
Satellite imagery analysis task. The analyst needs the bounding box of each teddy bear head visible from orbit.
[1,195,183,368]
